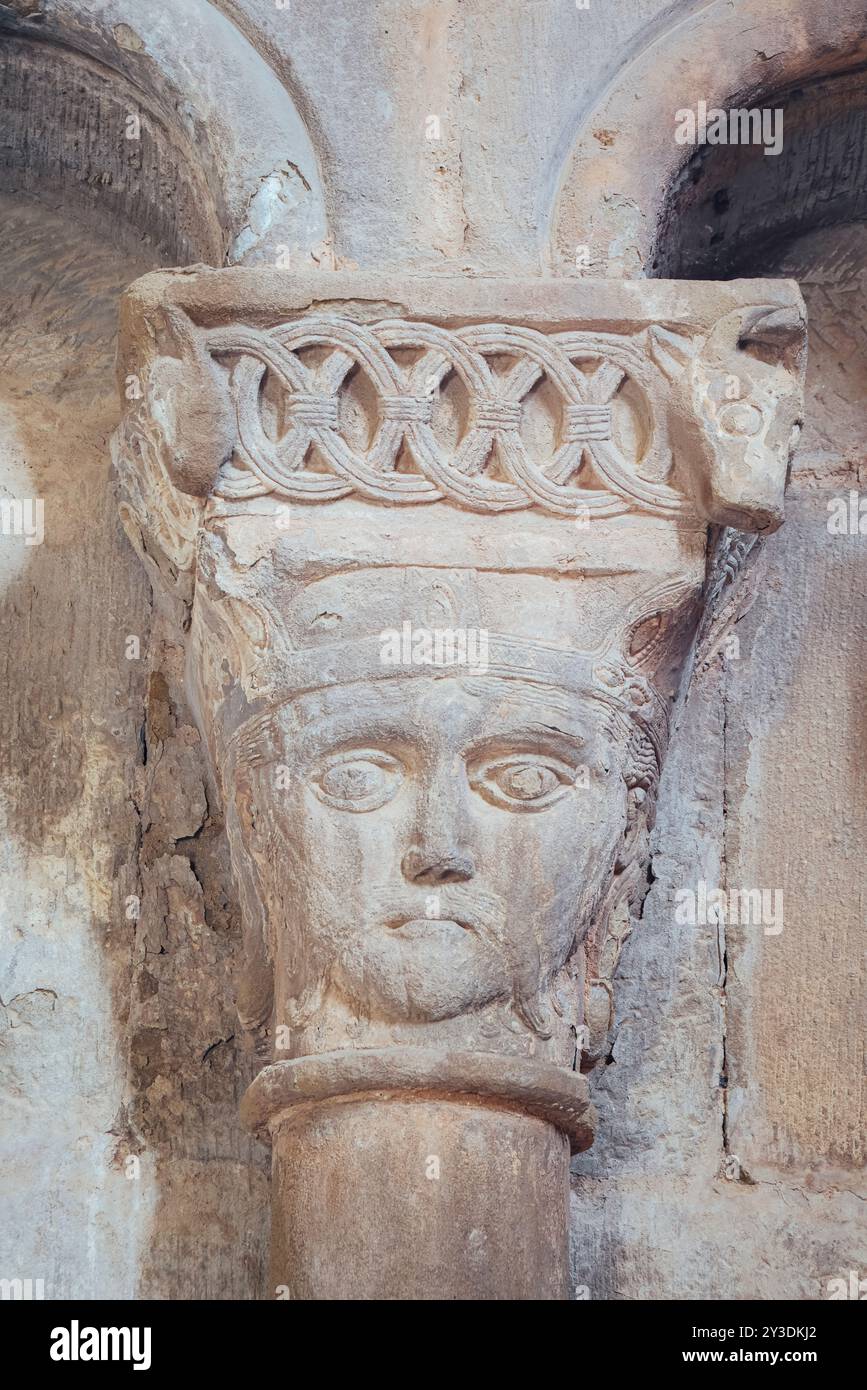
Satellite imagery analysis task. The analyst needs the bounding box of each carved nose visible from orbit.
[401,847,475,885]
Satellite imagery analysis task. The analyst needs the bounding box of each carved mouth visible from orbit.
[387,916,472,939]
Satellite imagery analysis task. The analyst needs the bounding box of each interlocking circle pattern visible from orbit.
[204,317,686,518]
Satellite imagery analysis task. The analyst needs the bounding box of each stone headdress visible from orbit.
[113,269,805,1061]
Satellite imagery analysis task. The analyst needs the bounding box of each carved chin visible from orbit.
[332,925,513,1023]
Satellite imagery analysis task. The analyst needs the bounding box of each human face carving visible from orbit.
[234,675,629,1032]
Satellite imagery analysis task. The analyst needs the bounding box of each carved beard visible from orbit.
[220,687,659,1047]
[217,773,314,1038]
[224,769,645,1049]
[363,882,579,1040]
[224,774,332,1035]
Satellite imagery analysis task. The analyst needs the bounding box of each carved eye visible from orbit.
[311,750,404,812]
[468,755,575,812]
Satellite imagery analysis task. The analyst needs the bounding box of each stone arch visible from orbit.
[549,0,867,278]
[0,0,327,266]
[550,0,867,1251]
[0,0,330,1298]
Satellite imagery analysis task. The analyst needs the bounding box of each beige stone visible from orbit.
[112,269,805,1297]
[2,0,863,1306]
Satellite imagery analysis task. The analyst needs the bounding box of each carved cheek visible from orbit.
[482,781,619,910]
[564,776,628,887]
[552,792,620,885]
[300,775,418,891]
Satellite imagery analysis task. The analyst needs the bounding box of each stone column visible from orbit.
[245,1051,591,1300]
[113,271,805,1299]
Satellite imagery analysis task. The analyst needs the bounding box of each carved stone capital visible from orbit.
[114,270,805,1298]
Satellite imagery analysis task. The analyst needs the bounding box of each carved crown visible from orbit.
[112,272,804,746]
[114,271,805,536]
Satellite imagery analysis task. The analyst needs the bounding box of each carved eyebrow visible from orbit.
[463,726,589,762]
[297,718,422,755]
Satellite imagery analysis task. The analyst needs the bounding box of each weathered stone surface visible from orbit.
[272,1101,571,1301]
[570,219,867,1300]
[724,485,866,1190]
[0,198,266,1303]
[0,196,157,1300]
[1,0,864,1305]
[112,268,805,1298]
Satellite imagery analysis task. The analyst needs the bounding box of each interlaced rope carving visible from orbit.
[204,317,686,518]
